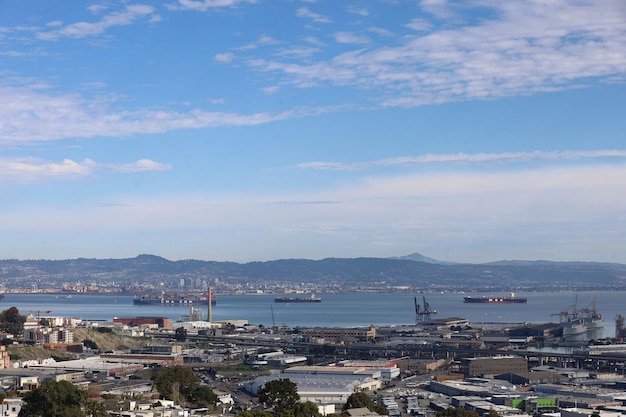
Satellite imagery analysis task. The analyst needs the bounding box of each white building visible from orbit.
[0,398,22,417]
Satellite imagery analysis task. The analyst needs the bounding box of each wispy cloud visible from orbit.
[0,85,338,143]
[346,6,369,17]
[36,5,158,40]
[367,26,394,37]
[213,52,235,63]
[173,0,256,12]
[296,7,332,24]
[420,0,454,19]
[405,17,432,32]
[0,157,171,183]
[262,86,280,94]
[295,150,626,170]
[333,32,370,45]
[233,1,626,107]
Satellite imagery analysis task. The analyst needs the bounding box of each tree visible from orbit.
[19,380,90,417]
[82,339,98,350]
[84,400,108,417]
[343,392,386,415]
[174,327,187,342]
[487,408,499,417]
[153,366,200,403]
[0,307,26,337]
[258,378,300,416]
[189,386,218,407]
[293,401,322,417]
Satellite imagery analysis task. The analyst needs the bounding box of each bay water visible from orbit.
[2,291,625,339]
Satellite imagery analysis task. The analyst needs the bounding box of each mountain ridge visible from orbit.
[1,253,625,293]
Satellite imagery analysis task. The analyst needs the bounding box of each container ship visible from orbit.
[274,294,322,303]
[463,292,527,304]
[133,292,216,306]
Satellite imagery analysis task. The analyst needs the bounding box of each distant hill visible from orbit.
[1,254,626,293]
[390,252,456,265]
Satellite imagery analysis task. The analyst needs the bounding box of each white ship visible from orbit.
[581,294,604,330]
[556,294,604,338]
[562,317,587,336]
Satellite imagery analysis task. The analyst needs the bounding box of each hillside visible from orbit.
[72,327,149,351]
[0,254,625,292]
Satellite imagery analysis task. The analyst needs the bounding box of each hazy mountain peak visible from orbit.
[390,252,454,265]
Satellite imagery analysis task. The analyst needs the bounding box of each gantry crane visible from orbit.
[415,295,437,323]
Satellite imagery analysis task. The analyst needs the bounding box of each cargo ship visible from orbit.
[274,294,321,303]
[463,292,527,304]
[133,292,216,306]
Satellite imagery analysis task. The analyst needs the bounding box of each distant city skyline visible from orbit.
[1,1,625,263]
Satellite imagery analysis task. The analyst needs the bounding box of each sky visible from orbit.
[1,0,625,264]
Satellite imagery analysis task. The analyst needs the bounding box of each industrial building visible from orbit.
[246,372,381,404]
[300,325,376,342]
[113,317,172,328]
[459,356,528,377]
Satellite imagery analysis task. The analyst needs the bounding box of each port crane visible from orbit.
[415,295,437,323]
[24,310,52,345]
[25,310,52,325]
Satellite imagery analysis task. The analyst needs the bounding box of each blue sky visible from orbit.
[1,0,625,263]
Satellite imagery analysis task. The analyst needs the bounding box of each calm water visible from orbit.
[2,291,623,338]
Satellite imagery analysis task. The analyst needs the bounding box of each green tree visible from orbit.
[487,408,498,417]
[293,401,322,417]
[258,378,300,416]
[153,366,200,403]
[174,327,187,342]
[82,339,98,350]
[84,400,108,417]
[0,307,26,337]
[19,380,89,417]
[343,392,385,414]
[189,385,218,407]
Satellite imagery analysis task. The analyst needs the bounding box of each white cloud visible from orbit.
[239,0,626,107]
[333,32,370,45]
[0,85,332,143]
[175,0,256,12]
[303,36,324,46]
[0,157,170,183]
[213,52,235,63]
[0,50,27,57]
[37,4,158,40]
[274,46,320,59]
[294,150,626,170]
[238,34,280,50]
[3,163,625,262]
[262,85,280,94]
[346,6,369,16]
[367,26,394,37]
[87,4,109,14]
[405,18,432,32]
[296,7,332,24]
[420,0,453,19]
